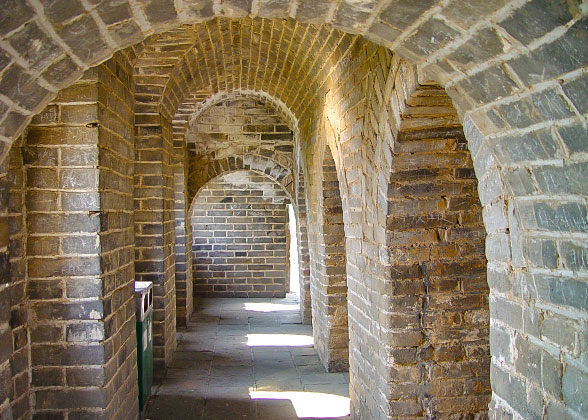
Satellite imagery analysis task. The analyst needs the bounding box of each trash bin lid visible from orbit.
[135,281,152,293]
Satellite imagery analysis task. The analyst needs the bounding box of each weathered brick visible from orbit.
[498,0,576,44]
[562,362,588,418]
[508,17,588,85]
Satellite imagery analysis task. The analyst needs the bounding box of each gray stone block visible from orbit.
[562,362,588,418]
[558,124,588,155]
[403,18,462,58]
[498,0,576,44]
[562,74,588,115]
[509,17,588,85]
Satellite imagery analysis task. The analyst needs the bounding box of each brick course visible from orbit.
[191,171,289,297]
[0,3,585,420]
[23,52,138,419]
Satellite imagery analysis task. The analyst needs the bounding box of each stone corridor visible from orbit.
[144,296,350,420]
[0,1,587,419]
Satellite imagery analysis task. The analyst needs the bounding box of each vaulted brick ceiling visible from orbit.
[134,18,358,128]
[5,0,583,161]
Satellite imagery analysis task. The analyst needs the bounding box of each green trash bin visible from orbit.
[135,281,153,412]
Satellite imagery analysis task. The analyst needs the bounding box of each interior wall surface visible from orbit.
[23,52,138,419]
[191,170,289,297]
[0,136,30,419]
[0,2,585,420]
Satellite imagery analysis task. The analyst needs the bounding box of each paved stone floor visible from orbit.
[144,295,351,420]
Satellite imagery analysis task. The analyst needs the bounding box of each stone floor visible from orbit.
[144,295,351,420]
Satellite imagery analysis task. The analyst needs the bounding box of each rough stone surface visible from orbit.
[0,1,585,419]
[23,53,138,419]
[191,171,289,297]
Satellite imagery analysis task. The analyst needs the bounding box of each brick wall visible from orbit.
[134,71,177,373]
[309,141,349,372]
[192,170,289,297]
[385,85,489,417]
[24,52,138,419]
[186,97,294,204]
[0,137,30,419]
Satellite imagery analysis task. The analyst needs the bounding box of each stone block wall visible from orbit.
[23,52,138,419]
[0,137,30,419]
[309,141,349,372]
[191,170,289,297]
[134,72,177,372]
[385,85,489,418]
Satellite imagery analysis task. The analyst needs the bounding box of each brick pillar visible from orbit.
[296,166,312,324]
[310,143,349,372]
[0,136,30,420]
[134,108,176,371]
[173,134,192,327]
[25,55,138,419]
[384,85,489,418]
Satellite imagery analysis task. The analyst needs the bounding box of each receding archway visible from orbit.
[190,170,291,297]
[0,4,586,420]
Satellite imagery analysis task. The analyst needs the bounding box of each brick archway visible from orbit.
[0,3,586,420]
[189,169,292,298]
[189,155,294,206]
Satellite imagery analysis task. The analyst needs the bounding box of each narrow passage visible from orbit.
[144,296,351,420]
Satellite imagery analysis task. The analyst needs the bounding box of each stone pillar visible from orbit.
[173,134,192,327]
[0,136,30,420]
[134,107,176,371]
[25,54,138,419]
[310,143,349,372]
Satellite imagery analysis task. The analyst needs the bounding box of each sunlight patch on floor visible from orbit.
[243,302,299,312]
[250,390,350,418]
[246,333,314,347]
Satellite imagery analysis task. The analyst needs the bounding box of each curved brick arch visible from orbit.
[1,2,585,168]
[189,154,294,206]
[189,169,292,297]
[0,3,586,420]
[185,90,299,139]
[172,89,300,171]
[154,18,355,125]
